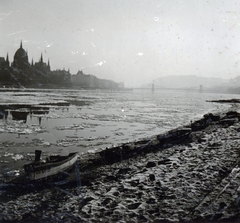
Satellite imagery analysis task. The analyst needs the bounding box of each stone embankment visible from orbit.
[74,109,240,222]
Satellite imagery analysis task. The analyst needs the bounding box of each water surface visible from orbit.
[0,88,236,176]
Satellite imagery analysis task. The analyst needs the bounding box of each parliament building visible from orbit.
[0,41,51,73]
[0,41,71,88]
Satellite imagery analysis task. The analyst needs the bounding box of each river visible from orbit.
[0,88,237,177]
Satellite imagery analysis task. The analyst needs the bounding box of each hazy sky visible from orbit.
[1,0,240,87]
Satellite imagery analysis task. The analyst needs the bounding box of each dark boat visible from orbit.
[24,150,79,181]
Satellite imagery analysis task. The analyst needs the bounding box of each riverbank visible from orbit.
[1,100,240,222]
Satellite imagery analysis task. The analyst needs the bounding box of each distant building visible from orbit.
[0,40,121,89]
[34,53,51,73]
[0,40,71,88]
[72,70,121,89]
[2,41,51,73]
[11,41,30,70]
[0,54,9,70]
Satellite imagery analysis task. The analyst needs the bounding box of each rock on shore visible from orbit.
[1,105,240,222]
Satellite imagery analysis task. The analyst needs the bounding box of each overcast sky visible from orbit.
[1,0,240,87]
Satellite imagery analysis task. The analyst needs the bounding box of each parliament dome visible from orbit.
[12,41,30,69]
[14,41,28,62]
[14,47,28,61]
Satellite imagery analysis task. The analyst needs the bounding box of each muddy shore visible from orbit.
[1,100,240,222]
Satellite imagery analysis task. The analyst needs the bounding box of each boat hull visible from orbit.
[26,153,79,181]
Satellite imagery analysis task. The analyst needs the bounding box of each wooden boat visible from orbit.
[24,150,79,181]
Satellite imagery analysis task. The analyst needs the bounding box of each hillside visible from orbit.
[142,75,240,94]
[152,75,228,89]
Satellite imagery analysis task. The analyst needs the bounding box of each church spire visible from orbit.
[6,53,9,63]
[40,53,43,63]
[20,40,23,48]
[31,58,34,66]
[6,53,9,67]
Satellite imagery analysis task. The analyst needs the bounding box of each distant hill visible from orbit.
[143,75,240,94]
[227,76,240,87]
[142,75,240,94]
[149,75,229,89]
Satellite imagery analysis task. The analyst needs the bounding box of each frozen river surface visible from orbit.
[0,88,237,170]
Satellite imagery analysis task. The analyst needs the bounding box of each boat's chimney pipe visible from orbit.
[35,150,42,162]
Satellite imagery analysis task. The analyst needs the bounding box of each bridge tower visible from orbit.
[151,83,154,93]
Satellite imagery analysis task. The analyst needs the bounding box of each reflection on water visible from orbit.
[11,111,29,123]
[0,104,50,123]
